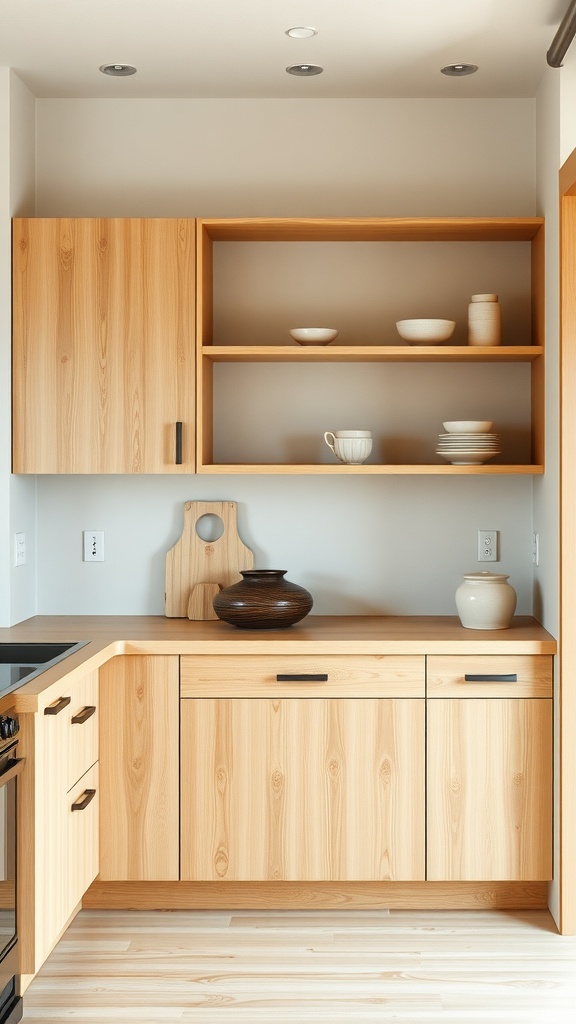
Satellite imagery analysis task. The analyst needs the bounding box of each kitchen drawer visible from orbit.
[43,670,98,788]
[67,671,99,786]
[427,655,553,698]
[67,762,99,906]
[180,655,425,698]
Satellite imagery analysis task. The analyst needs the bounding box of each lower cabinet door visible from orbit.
[68,762,99,907]
[99,655,180,880]
[181,697,425,882]
[427,698,553,881]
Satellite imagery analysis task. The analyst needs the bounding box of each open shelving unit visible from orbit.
[196,217,545,475]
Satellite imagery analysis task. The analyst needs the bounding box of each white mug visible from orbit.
[324,431,372,464]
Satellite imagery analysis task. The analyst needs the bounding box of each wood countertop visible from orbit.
[0,614,557,712]
[0,614,556,714]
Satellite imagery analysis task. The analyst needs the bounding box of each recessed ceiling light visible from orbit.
[285,27,317,39]
[286,64,323,77]
[99,64,137,77]
[440,63,478,77]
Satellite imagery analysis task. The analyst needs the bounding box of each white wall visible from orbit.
[9,71,37,626]
[29,96,539,616]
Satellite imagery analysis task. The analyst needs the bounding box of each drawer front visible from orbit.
[68,762,99,907]
[67,671,99,788]
[427,655,553,698]
[180,655,425,698]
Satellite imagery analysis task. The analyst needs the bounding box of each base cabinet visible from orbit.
[19,670,99,975]
[181,696,425,881]
[99,655,180,880]
[427,697,553,881]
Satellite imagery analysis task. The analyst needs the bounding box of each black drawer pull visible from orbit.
[44,696,71,716]
[71,788,96,812]
[71,705,97,725]
[276,674,329,682]
[464,673,518,682]
[175,421,183,465]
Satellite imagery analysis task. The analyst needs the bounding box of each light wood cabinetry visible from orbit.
[196,217,545,474]
[99,655,179,881]
[180,655,426,882]
[12,218,195,473]
[19,670,99,975]
[426,657,553,881]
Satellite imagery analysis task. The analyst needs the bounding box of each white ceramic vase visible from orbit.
[455,571,517,629]
[468,293,501,346]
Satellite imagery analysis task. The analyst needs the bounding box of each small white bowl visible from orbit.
[289,328,339,345]
[442,420,493,433]
[395,319,456,344]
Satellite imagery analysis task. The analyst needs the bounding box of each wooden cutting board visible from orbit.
[165,501,254,618]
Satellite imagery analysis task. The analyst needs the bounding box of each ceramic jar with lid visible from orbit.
[455,571,517,629]
[468,293,501,346]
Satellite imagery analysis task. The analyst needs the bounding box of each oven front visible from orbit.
[0,716,24,1024]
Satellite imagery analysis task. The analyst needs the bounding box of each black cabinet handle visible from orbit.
[71,788,96,812]
[464,673,518,682]
[71,705,97,725]
[175,421,183,465]
[44,696,71,716]
[276,674,329,682]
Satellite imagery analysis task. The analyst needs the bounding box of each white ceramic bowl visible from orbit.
[442,420,493,433]
[395,319,456,344]
[289,328,339,345]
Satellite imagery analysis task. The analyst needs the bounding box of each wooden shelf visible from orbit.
[201,345,543,363]
[196,217,546,475]
[199,463,544,476]
[198,217,544,243]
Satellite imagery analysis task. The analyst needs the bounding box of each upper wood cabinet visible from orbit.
[12,218,195,473]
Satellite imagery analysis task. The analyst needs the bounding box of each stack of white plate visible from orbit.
[436,420,501,465]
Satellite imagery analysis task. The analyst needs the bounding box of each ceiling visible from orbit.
[0,0,571,100]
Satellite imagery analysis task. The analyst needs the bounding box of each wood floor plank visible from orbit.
[21,908,576,1023]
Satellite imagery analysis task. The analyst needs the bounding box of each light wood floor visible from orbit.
[22,908,576,1023]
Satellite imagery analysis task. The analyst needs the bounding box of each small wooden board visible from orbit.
[165,501,254,618]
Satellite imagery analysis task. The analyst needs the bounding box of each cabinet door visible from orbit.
[181,698,425,882]
[13,218,195,473]
[427,698,552,881]
[99,656,180,880]
[68,763,99,908]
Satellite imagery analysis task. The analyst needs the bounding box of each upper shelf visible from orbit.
[197,217,545,243]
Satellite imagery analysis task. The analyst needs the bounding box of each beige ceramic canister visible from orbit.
[455,571,517,629]
[467,293,501,346]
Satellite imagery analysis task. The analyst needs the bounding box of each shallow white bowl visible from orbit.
[395,319,456,344]
[289,328,339,345]
[442,420,493,433]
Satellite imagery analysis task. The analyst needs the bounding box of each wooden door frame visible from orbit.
[559,151,576,933]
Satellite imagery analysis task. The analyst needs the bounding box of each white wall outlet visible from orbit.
[533,532,540,565]
[83,531,105,562]
[478,529,498,562]
[14,533,26,567]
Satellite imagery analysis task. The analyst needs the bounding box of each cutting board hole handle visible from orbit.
[195,513,225,542]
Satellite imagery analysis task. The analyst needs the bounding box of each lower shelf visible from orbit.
[197,463,544,475]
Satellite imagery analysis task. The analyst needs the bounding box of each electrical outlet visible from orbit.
[533,532,540,565]
[14,533,26,567]
[83,531,104,562]
[478,529,498,562]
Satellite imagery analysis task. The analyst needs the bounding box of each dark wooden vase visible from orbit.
[213,569,313,629]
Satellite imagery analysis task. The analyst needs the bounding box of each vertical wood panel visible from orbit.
[427,699,552,881]
[99,656,180,881]
[181,698,425,882]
